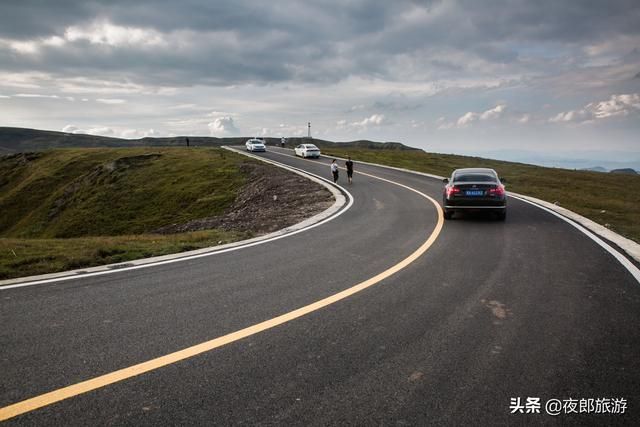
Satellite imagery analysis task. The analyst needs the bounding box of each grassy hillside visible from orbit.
[0,127,226,153]
[2,127,636,262]
[0,148,246,238]
[0,127,418,154]
[0,148,252,279]
[0,231,246,280]
[322,148,640,243]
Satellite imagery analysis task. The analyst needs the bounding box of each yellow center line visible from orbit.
[0,166,444,422]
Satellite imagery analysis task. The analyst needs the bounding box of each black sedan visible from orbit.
[442,168,507,220]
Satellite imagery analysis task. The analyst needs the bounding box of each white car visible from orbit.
[246,138,266,152]
[294,144,321,158]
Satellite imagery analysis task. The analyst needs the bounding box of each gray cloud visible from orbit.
[0,1,97,39]
[2,0,639,159]
[1,0,637,88]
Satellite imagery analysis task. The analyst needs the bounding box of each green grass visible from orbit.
[0,147,253,279]
[0,147,245,238]
[2,145,638,279]
[0,230,250,280]
[322,148,640,243]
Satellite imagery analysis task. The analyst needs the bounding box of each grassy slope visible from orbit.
[322,148,640,243]
[0,148,245,237]
[0,127,409,153]
[2,144,638,279]
[0,231,246,280]
[0,148,251,279]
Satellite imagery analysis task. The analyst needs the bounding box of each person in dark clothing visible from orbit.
[345,156,354,184]
[330,159,339,183]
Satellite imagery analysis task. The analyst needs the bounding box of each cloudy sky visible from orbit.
[1,0,639,163]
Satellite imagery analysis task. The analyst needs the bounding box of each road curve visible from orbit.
[1,147,639,425]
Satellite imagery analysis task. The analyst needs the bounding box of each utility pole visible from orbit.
[308,122,311,139]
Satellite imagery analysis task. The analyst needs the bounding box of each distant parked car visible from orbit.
[294,144,321,158]
[245,138,266,152]
[442,168,507,220]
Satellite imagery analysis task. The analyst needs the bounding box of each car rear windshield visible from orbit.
[454,173,497,182]
[305,145,319,150]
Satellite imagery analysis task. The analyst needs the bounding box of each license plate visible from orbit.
[465,190,484,196]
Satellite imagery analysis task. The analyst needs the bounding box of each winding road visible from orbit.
[1,147,639,425]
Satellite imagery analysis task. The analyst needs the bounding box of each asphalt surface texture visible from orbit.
[1,146,639,426]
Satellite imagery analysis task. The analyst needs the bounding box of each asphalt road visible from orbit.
[1,147,639,425]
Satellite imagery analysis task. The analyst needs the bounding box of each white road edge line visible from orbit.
[510,195,640,284]
[0,154,444,422]
[280,148,640,285]
[0,147,353,290]
[508,192,640,262]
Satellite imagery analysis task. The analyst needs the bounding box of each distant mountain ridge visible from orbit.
[0,127,419,154]
[610,168,638,175]
[580,166,639,174]
[476,149,640,173]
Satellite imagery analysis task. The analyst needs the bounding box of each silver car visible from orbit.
[246,138,266,152]
[294,144,321,158]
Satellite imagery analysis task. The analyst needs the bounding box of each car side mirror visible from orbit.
[442,178,449,184]
[500,177,507,183]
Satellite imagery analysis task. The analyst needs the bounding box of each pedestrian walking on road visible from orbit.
[330,159,339,183]
[345,156,354,184]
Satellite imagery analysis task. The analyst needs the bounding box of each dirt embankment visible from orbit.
[155,162,334,235]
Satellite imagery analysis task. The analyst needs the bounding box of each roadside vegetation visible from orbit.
[322,148,640,243]
[3,143,637,280]
[0,148,252,279]
[0,231,248,280]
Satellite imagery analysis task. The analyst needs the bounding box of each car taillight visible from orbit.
[488,185,505,197]
[446,186,461,197]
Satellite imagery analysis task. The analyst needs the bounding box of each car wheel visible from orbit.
[497,210,506,221]
[444,209,453,220]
